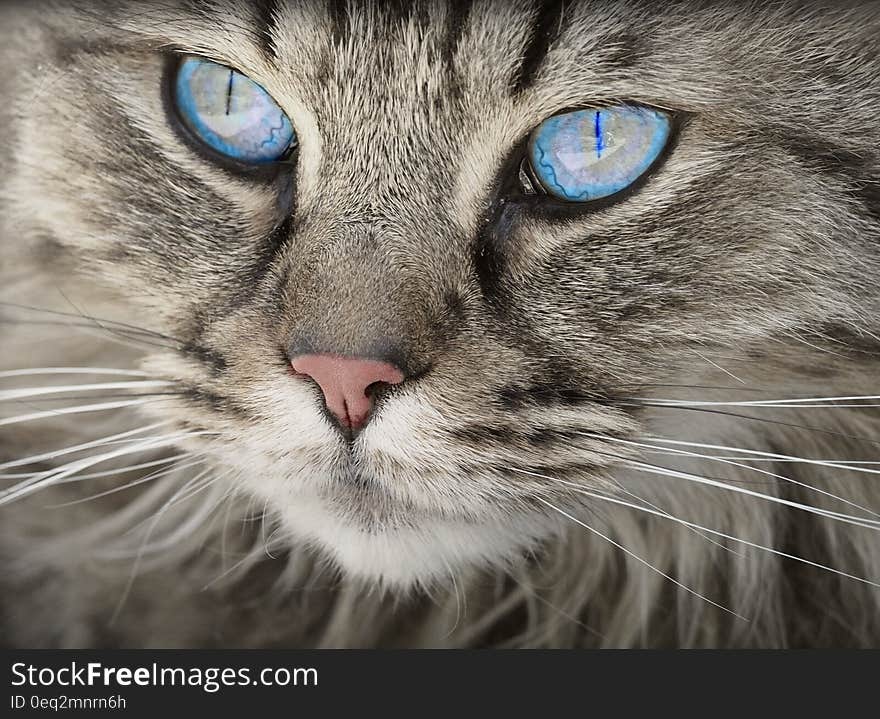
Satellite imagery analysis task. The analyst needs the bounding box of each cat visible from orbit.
[1,0,878,648]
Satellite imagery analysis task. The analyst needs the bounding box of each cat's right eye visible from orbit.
[172,56,296,164]
[525,106,671,202]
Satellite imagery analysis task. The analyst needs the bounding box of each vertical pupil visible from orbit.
[225,70,234,116]
[594,111,603,159]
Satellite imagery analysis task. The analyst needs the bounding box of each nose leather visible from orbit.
[291,353,405,430]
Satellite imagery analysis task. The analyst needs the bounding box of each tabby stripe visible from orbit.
[327,0,349,45]
[383,0,426,25]
[443,0,474,68]
[510,0,567,95]
[598,29,650,71]
[252,0,282,63]
[780,133,880,224]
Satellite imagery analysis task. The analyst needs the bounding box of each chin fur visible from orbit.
[277,495,557,590]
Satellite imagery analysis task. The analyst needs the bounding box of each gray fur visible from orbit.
[1,0,879,647]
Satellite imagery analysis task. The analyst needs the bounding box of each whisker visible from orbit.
[581,433,880,519]
[46,457,207,508]
[691,349,747,385]
[681,457,880,465]
[0,381,172,402]
[51,452,199,483]
[2,391,187,404]
[58,290,184,351]
[218,485,242,579]
[259,495,276,559]
[117,469,229,543]
[627,402,880,449]
[263,522,286,559]
[122,473,233,556]
[52,471,183,543]
[609,479,746,558]
[0,367,155,380]
[641,436,880,478]
[512,579,605,641]
[622,460,880,531]
[510,468,880,590]
[439,554,466,640]
[638,395,880,408]
[0,317,179,352]
[0,398,171,428]
[0,301,184,346]
[622,383,776,393]
[549,439,880,530]
[0,432,214,505]
[109,469,226,624]
[0,421,171,470]
[533,495,748,621]
[1,451,192,482]
[201,550,256,592]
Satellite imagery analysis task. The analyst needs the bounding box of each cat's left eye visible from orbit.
[524,106,671,203]
[173,56,295,164]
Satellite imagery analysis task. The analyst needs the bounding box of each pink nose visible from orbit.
[290,354,405,430]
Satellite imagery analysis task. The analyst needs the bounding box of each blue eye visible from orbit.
[173,57,295,164]
[528,106,671,202]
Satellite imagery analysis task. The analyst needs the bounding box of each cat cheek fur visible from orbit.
[0,0,879,648]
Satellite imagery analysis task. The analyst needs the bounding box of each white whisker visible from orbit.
[108,469,227,623]
[117,469,228,543]
[692,349,747,385]
[0,367,155,380]
[52,452,198,482]
[640,394,880,408]
[610,479,746,557]
[0,432,214,506]
[510,468,880,590]
[640,436,880,477]
[0,380,172,402]
[0,399,163,427]
[581,433,880,519]
[46,457,207,508]
[533,495,748,621]
[0,421,171,470]
[676,457,880,465]
[125,473,233,556]
[1,451,189,481]
[624,460,880,531]
[201,551,256,592]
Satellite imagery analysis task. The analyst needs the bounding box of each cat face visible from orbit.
[5,0,879,587]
